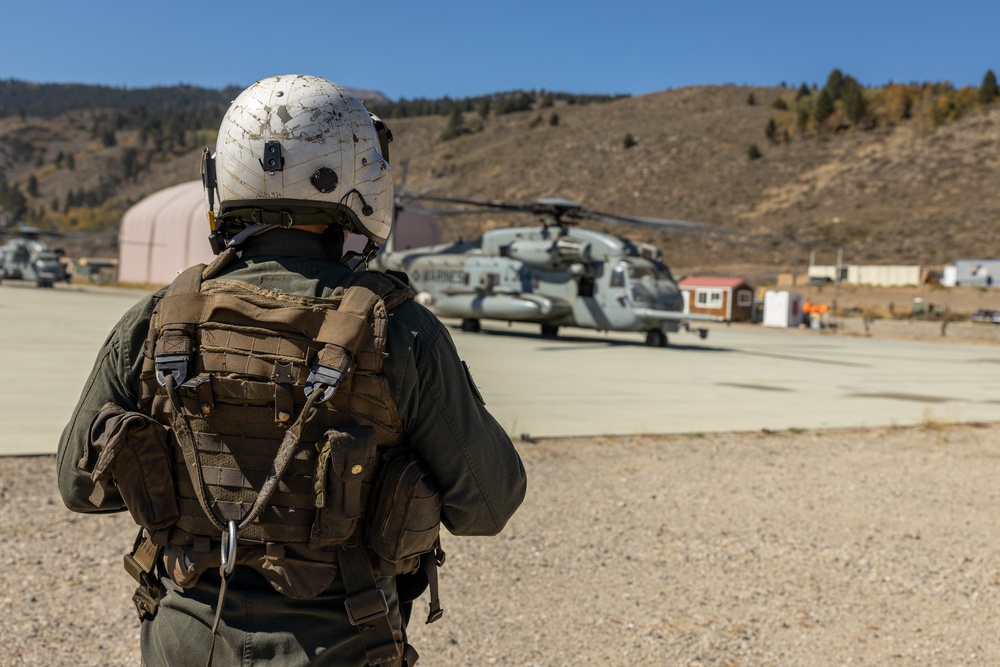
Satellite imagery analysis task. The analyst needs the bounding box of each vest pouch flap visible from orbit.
[365,453,442,569]
[309,425,377,549]
[88,404,180,532]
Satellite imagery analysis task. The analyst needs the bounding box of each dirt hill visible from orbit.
[385,86,1000,279]
[2,84,999,280]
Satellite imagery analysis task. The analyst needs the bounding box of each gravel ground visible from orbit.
[4,423,1000,666]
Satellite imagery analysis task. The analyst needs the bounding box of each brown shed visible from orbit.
[679,275,756,322]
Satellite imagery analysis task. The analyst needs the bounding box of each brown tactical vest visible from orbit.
[134,249,417,599]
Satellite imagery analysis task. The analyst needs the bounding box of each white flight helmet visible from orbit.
[202,74,393,254]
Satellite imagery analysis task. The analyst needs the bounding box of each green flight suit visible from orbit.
[56,228,527,666]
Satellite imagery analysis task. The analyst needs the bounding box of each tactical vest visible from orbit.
[86,249,441,666]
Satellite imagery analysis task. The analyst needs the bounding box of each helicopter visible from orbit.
[0,225,69,287]
[372,194,726,347]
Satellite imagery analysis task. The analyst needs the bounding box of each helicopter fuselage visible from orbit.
[0,237,68,287]
[380,225,707,335]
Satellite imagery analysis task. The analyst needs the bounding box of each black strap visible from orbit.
[336,544,401,666]
[421,545,445,625]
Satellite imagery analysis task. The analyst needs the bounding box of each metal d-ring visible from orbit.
[220,520,238,576]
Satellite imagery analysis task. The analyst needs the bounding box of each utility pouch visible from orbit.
[365,453,442,571]
[310,425,378,549]
[87,403,179,532]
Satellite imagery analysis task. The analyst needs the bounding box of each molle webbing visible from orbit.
[140,257,413,546]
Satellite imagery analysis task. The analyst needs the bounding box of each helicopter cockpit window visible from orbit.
[627,264,677,308]
[610,265,626,288]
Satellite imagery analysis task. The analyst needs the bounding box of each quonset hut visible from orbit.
[117,181,214,285]
[117,180,442,286]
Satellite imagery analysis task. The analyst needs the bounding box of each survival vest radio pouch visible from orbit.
[83,249,443,666]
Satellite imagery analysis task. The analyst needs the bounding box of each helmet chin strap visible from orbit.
[225,223,281,249]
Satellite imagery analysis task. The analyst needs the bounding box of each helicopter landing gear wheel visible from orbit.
[460,318,481,333]
[540,324,559,338]
[645,330,667,347]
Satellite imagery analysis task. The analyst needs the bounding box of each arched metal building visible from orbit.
[117,181,442,285]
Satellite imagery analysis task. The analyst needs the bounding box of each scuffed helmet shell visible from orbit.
[211,74,393,244]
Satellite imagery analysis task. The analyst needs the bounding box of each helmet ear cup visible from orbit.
[201,148,228,254]
[370,114,393,164]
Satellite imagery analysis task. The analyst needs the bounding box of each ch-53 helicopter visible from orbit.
[0,225,69,288]
[372,194,725,347]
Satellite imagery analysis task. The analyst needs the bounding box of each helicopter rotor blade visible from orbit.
[569,209,713,232]
[395,192,860,252]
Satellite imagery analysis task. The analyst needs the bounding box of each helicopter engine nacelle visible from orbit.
[502,237,592,270]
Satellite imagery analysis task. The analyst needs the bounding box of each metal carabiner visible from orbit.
[220,520,238,577]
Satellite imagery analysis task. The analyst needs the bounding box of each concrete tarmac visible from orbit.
[2,281,999,455]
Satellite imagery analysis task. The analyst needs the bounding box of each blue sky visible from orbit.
[3,1,998,99]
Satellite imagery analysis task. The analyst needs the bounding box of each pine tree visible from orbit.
[841,76,866,123]
[813,89,834,123]
[979,69,998,104]
[765,118,777,142]
[824,69,845,100]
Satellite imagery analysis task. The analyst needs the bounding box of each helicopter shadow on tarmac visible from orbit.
[446,322,731,353]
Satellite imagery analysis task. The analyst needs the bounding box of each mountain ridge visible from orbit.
[1,82,998,277]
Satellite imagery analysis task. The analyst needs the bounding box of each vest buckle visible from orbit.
[155,354,190,388]
[304,364,344,403]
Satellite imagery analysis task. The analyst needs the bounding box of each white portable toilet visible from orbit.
[763,290,804,328]
[941,265,957,287]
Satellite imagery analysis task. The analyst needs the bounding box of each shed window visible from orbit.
[736,290,752,307]
[696,289,723,306]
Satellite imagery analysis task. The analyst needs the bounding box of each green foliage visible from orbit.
[747,144,762,159]
[0,79,240,119]
[26,174,39,197]
[120,147,141,182]
[796,107,809,134]
[765,118,777,142]
[477,97,491,119]
[823,69,844,100]
[549,112,560,126]
[813,89,834,122]
[841,76,866,122]
[439,107,465,142]
[979,69,998,104]
[747,92,756,105]
[768,68,994,140]
[0,181,27,221]
[370,89,626,120]
[529,115,544,128]
[495,92,535,115]
[623,133,637,149]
